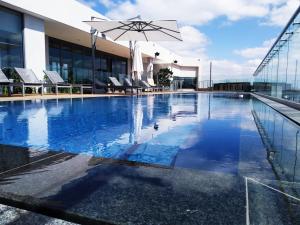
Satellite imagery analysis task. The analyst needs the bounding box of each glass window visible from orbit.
[48,37,128,84]
[277,42,289,99]
[112,59,127,77]
[0,6,23,69]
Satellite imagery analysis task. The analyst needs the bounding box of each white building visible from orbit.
[0,0,200,89]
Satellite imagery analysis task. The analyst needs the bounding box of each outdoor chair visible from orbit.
[124,78,142,94]
[44,70,92,94]
[139,80,154,92]
[0,70,13,96]
[147,78,163,92]
[108,77,136,94]
[14,68,44,96]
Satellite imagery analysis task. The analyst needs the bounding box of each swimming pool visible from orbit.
[0,93,299,225]
[0,93,257,170]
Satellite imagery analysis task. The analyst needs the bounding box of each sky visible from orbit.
[78,0,300,81]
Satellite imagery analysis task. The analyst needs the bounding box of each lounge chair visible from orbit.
[124,78,142,94]
[139,80,154,92]
[108,77,140,95]
[43,70,72,94]
[14,68,44,96]
[0,70,12,95]
[147,78,163,92]
[44,70,92,94]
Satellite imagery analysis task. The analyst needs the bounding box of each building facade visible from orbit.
[0,0,200,86]
[253,6,300,103]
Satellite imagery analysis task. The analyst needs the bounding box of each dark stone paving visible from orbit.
[0,204,78,225]
[248,179,300,225]
[0,152,246,225]
[45,164,246,225]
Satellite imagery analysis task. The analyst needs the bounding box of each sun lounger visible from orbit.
[124,78,142,94]
[44,70,92,94]
[139,80,155,92]
[108,77,140,95]
[0,70,13,95]
[43,70,72,94]
[14,68,44,96]
[147,78,163,91]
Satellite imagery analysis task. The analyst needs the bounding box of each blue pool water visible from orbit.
[0,93,259,172]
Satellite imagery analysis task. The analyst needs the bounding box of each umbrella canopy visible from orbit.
[84,20,182,42]
[85,18,182,92]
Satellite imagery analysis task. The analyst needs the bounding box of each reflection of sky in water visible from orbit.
[0,93,287,175]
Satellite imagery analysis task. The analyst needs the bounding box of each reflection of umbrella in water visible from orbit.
[147,95,155,120]
[84,17,182,92]
[133,98,143,144]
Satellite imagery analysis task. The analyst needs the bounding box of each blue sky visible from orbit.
[200,17,281,62]
[79,0,299,80]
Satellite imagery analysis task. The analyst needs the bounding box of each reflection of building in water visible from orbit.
[252,99,300,187]
[169,94,198,119]
[18,100,49,148]
[0,111,8,141]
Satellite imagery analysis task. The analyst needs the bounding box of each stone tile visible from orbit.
[0,204,78,225]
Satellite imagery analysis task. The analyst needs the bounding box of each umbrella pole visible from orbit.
[91,27,98,94]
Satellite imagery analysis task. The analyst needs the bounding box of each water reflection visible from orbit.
[0,94,266,172]
[252,98,300,184]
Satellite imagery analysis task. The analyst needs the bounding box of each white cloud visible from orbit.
[160,26,209,59]
[77,0,98,8]
[102,0,298,27]
[99,0,117,8]
[263,0,300,26]
[210,38,276,81]
[234,38,276,59]
[200,59,258,81]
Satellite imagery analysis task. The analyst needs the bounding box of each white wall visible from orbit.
[23,14,46,80]
[180,67,198,77]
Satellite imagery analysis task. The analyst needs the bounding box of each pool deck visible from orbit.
[0,90,197,102]
[252,93,300,125]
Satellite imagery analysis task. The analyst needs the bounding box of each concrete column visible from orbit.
[23,14,46,80]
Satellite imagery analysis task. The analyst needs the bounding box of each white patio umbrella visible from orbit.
[84,17,182,92]
[85,19,182,42]
[132,42,143,84]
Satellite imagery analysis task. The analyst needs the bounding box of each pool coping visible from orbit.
[251,93,300,126]
[0,91,197,102]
